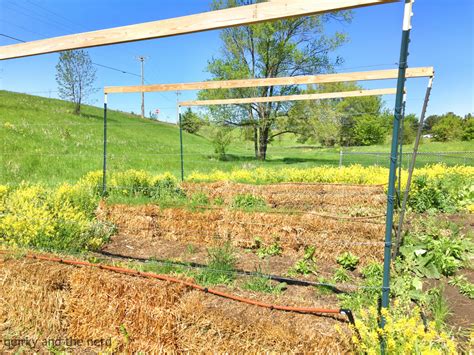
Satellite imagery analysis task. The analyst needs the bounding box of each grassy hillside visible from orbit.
[1,91,472,185]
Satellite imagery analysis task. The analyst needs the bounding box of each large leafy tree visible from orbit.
[287,82,387,147]
[199,0,352,160]
[56,50,97,115]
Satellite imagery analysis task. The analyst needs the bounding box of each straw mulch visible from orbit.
[0,257,351,353]
[101,204,384,266]
[182,181,386,214]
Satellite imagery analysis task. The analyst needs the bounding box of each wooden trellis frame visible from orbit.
[104,67,433,94]
[1,0,425,337]
[0,0,396,60]
[179,88,396,106]
[172,88,400,183]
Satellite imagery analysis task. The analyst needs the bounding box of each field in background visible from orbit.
[1,91,472,186]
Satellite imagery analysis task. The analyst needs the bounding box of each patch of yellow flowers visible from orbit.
[336,303,458,354]
[0,182,104,250]
[187,163,474,186]
[0,170,180,249]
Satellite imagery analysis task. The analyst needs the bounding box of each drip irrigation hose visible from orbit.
[0,250,355,324]
[97,250,347,293]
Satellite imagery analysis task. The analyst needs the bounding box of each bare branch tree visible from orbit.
[56,50,97,115]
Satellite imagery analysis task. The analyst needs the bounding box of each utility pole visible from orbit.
[136,56,148,118]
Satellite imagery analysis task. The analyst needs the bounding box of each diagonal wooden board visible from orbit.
[179,88,397,106]
[0,0,397,60]
[104,67,433,94]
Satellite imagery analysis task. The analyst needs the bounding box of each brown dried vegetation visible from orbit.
[0,258,350,353]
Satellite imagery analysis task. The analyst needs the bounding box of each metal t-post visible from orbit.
[394,75,434,257]
[381,0,413,331]
[102,94,108,196]
[397,96,407,202]
[178,106,184,182]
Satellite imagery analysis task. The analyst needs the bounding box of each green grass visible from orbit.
[1,90,472,186]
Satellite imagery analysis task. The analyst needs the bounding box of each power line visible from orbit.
[0,33,26,42]
[0,32,142,79]
[24,0,87,32]
[91,62,141,78]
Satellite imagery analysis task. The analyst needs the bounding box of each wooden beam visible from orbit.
[179,88,397,106]
[0,0,397,60]
[104,67,433,94]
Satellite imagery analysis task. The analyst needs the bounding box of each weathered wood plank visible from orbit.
[0,0,397,60]
[179,88,397,106]
[104,67,432,94]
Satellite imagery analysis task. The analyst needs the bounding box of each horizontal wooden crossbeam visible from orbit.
[179,88,397,106]
[104,67,432,94]
[0,0,397,60]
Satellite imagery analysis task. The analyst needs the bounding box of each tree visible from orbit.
[211,126,233,160]
[199,0,351,160]
[423,114,441,133]
[287,94,342,147]
[352,114,387,146]
[400,113,418,145]
[286,82,388,147]
[336,84,386,146]
[180,108,204,134]
[461,114,474,141]
[56,50,97,115]
[431,113,463,141]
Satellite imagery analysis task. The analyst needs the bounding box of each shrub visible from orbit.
[352,114,388,146]
[409,173,473,213]
[338,302,457,354]
[210,126,233,160]
[179,108,204,134]
[461,116,474,141]
[0,183,112,252]
[431,113,463,142]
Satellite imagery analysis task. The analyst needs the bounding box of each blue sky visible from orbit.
[1,0,473,123]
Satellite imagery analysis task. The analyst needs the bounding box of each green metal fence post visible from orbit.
[397,96,406,201]
[102,93,108,196]
[381,0,414,339]
[178,106,184,182]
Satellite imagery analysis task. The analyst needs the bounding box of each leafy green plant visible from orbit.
[338,262,382,310]
[213,196,224,206]
[427,287,451,330]
[409,173,473,213]
[196,242,237,285]
[361,262,383,279]
[398,218,473,278]
[333,267,351,283]
[186,244,197,254]
[336,252,360,270]
[231,193,267,210]
[289,246,317,275]
[255,237,282,258]
[189,192,210,208]
[449,275,474,299]
[243,276,287,294]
